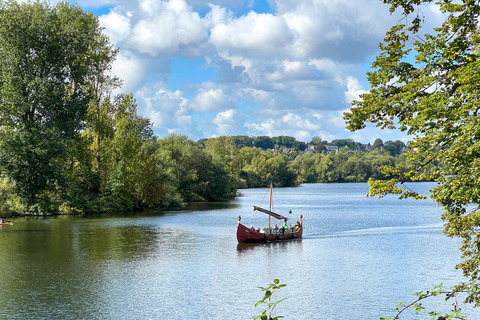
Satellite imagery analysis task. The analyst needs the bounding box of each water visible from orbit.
[0,182,476,319]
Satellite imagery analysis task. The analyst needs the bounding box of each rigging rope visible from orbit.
[248,186,272,227]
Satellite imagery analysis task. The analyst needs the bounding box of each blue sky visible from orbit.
[73,0,444,144]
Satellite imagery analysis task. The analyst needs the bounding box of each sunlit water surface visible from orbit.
[0,183,477,319]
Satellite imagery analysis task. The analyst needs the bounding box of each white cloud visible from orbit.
[128,0,209,56]
[242,88,275,107]
[110,52,146,94]
[175,114,194,127]
[330,109,350,129]
[244,109,325,141]
[281,113,320,131]
[294,130,311,142]
[209,11,294,58]
[190,88,232,112]
[283,60,305,74]
[311,130,337,142]
[290,81,327,105]
[244,119,276,136]
[308,58,341,79]
[281,0,396,61]
[204,4,232,26]
[244,117,318,142]
[344,76,367,103]
[135,82,188,128]
[99,8,131,45]
[212,109,245,135]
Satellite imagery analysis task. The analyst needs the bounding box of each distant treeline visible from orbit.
[197,135,440,190]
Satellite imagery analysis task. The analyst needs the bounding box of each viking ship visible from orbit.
[236,184,302,243]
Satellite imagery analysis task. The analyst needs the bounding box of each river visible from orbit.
[0,182,476,319]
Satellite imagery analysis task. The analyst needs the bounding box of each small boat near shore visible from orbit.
[236,184,303,243]
[0,221,13,226]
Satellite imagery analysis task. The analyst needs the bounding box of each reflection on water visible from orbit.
[183,201,240,212]
[236,238,303,255]
[0,183,478,320]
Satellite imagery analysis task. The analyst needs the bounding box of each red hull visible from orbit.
[236,221,303,243]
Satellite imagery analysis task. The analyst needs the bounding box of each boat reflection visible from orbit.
[236,238,302,254]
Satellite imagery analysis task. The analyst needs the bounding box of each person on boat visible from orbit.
[272,224,278,234]
[0,218,3,223]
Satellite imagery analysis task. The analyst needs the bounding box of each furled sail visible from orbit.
[253,206,288,221]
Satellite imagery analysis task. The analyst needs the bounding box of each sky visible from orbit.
[70,0,444,144]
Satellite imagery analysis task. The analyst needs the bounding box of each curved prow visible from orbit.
[295,215,303,239]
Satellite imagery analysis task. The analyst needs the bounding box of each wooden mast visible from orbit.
[268,183,272,228]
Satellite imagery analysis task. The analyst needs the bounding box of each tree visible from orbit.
[232,135,254,148]
[372,138,384,150]
[273,136,298,149]
[204,136,238,173]
[108,94,160,210]
[266,155,297,187]
[0,1,116,211]
[331,138,360,149]
[383,140,406,156]
[254,136,274,150]
[344,0,480,312]
[309,136,326,146]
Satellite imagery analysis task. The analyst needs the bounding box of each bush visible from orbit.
[0,177,24,216]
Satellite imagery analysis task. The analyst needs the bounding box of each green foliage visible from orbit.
[380,284,467,320]
[197,135,435,189]
[343,0,480,312]
[0,177,24,216]
[0,0,104,134]
[309,136,326,147]
[373,138,384,150]
[254,279,287,320]
[330,138,361,149]
[0,125,66,210]
[383,140,406,156]
[231,135,255,148]
[0,0,116,212]
[157,134,232,203]
[254,136,274,150]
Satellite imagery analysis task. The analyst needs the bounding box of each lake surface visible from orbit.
[0,182,477,319]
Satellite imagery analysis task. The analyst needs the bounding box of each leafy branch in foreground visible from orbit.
[380,284,467,320]
[254,279,287,320]
[344,0,480,310]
